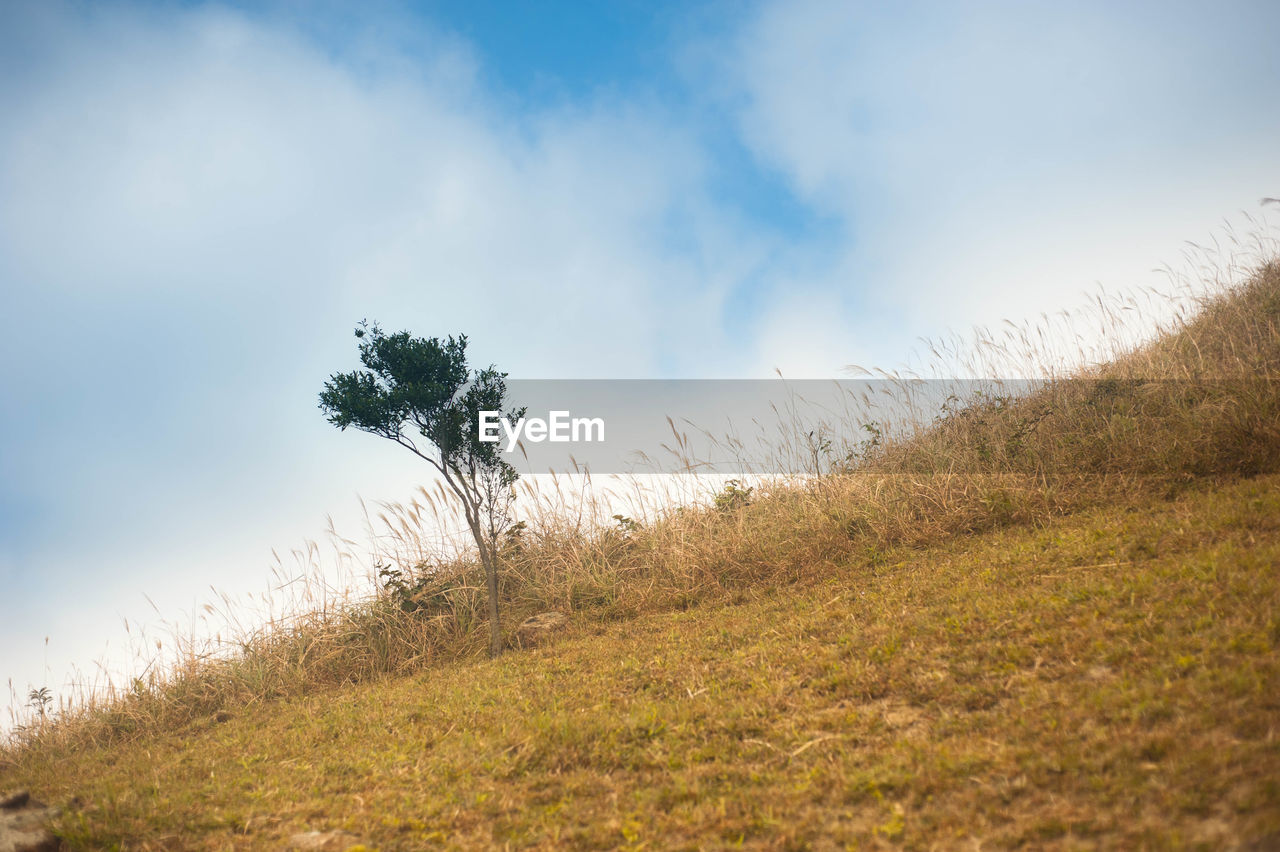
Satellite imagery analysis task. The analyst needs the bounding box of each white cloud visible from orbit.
[748,292,871,378]
[724,0,1280,350]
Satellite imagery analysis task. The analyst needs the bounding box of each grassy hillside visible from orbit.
[5,476,1279,849]
[3,259,1279,849]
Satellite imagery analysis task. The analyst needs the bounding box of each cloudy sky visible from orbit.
[2,0,1277,710]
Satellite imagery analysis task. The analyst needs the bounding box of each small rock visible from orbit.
[516,611,567,647]
[288,829,366,850]
[519,611,566,632]
[0,789,59,852]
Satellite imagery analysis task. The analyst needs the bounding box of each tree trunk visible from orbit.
[482,550,502,658]
[464,497,503,658]
[440,464,504,658]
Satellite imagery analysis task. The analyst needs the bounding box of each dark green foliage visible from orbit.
[319,322,523,482]
[376,563,451,615]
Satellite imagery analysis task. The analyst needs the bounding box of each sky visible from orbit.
[1,0,1278,713]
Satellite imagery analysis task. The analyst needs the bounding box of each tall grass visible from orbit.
[5,222,1278,762]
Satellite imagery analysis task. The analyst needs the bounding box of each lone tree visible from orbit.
[319,322,524,657]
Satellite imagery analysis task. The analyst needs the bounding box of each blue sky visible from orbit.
[1,0,1277,708]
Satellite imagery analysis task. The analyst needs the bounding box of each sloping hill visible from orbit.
[3,261,1278,850]
[5,475,1280,849]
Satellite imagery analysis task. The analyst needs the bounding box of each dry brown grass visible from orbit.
[866,259,1280,482]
